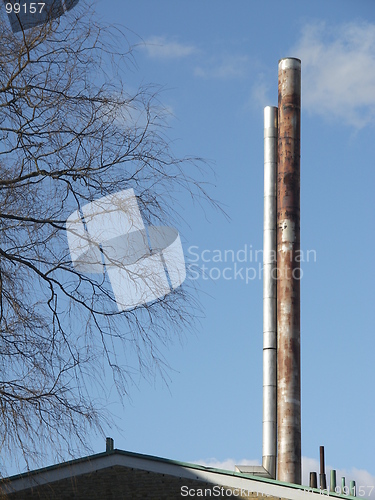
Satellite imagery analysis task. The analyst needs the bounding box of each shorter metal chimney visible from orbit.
[262,106,278,480]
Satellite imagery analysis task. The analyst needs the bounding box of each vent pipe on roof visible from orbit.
[342,477,346,493]
[262,106,278,480]
[106,437,114,452]
[330,470,337,493]
[310,472,318,489]
[319,445,327,490]
[277,57,302,484]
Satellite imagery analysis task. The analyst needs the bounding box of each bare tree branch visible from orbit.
[0,1,217,472]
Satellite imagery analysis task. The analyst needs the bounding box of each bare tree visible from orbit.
[0,1,212,470]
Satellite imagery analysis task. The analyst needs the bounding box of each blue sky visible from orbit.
[91,0,375,491]
[7,0,375,492]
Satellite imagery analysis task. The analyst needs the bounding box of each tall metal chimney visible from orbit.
[277,57,301,484]
[262,106,278,479]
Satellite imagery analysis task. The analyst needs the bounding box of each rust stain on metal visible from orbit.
[277,58,302,485]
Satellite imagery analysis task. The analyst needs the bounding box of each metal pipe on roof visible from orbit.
[330,470,337,492]
[342,477,346,494]
[319,446,327,490]
[106,437,114,452]
[277,57,302,484]
[310,472,318,489]
[320,446,325,475]
[262,106,278,480]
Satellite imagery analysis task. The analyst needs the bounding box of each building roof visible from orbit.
[1,447,354,500]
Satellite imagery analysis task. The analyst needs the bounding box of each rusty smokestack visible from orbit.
[277,57,301,484]
[262,106,278,479]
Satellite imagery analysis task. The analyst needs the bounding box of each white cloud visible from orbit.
[141,36,197,60]
[193,456,375,498]
[302,456,320,486]
[194,55,249,79]
[248,72,273,110]
[101,91,175,132]
[292,21,375,128]
[141,38,250,80]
